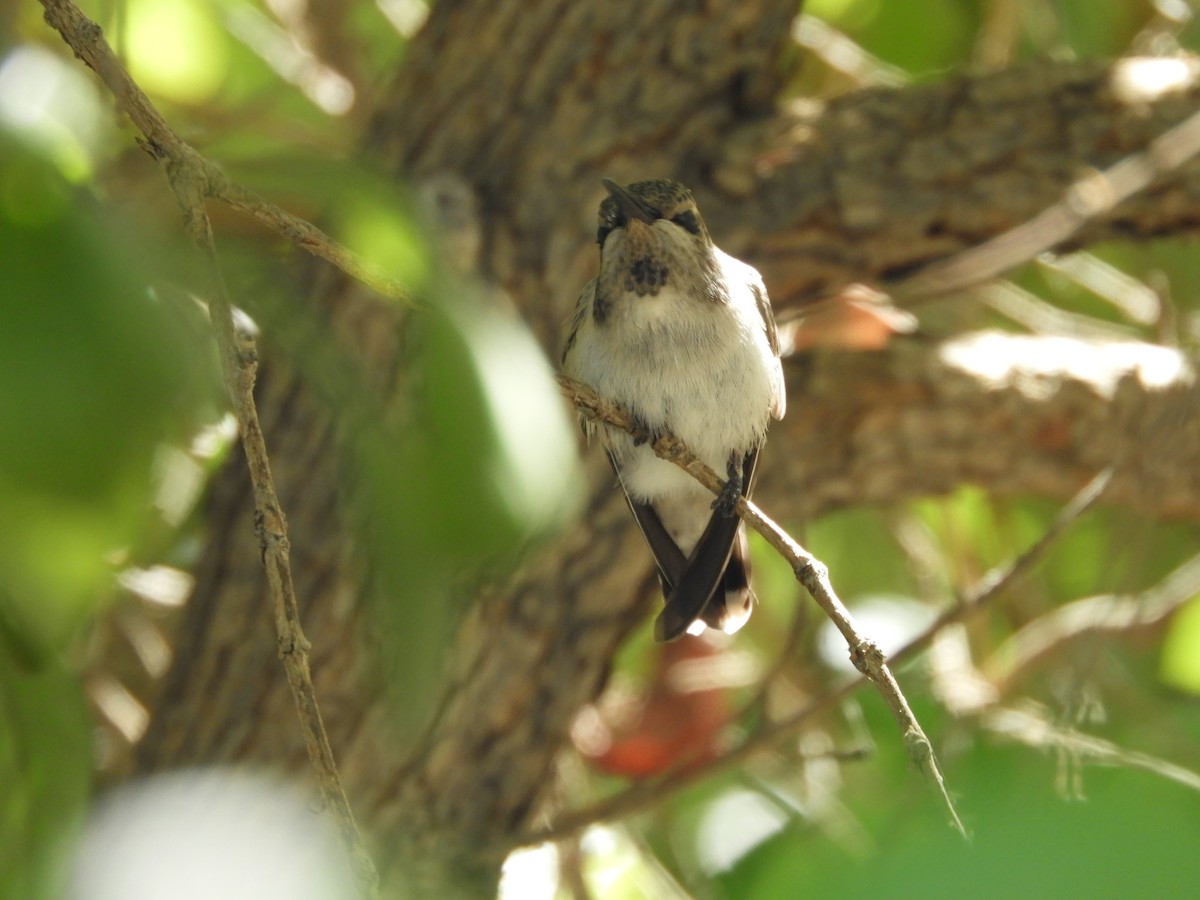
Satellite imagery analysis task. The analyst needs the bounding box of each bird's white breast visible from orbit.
[566,254,780,506]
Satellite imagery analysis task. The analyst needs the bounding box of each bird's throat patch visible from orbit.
[626,255,669,296]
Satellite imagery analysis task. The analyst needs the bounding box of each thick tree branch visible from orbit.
[768,331,1199,522]
[379,38,1200,343]
[894,74,1200,298]
[710,58,1200,311]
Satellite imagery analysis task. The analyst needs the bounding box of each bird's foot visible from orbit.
[629,412,657,447]
[712,457,743,518]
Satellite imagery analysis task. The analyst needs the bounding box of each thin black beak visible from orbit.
[601,178,657,224]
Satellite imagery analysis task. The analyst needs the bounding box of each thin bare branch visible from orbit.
[39,0,408,304]
[216,179,411,301]
[986,549,1200,691]
[40,1,379,893]
[984,702,1200,794]
[557,376,967,837]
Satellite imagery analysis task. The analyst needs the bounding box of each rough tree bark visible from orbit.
[129,0,1200,895]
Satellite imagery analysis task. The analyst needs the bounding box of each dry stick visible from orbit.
[39,0,407,304]
[987,546,1200,692]
[188,192,381,900]
[557,377,968,838]
[529,455,1113,845]
[984,702,1200,794]
[39,1,380,894]
[217,178,410,302]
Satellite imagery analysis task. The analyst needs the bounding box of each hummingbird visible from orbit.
[562,178,786,641]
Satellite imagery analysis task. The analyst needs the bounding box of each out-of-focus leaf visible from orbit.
[356,281,583,726]
[123,0,230,105]
[0,44,114,182]
[722,736,1200,899]
[0,131,218,660]
[1052,0,1149,58]
[804,508,918,600]
[335,185,431,291]
[805,0,880,30]
[912,487,1011,577]
[254,168,584,726]
[817,0,977,75]
[0,640,91,900]
[1161,595,1200,694]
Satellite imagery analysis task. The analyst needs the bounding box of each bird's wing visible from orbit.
[560,278,595,367]
[751,281,787,421]
[701,525,753,635]
[654,448,759,642]
[697,451,759,635]
[606,450,688,588]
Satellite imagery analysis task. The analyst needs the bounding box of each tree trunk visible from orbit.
[132,1,1200,894]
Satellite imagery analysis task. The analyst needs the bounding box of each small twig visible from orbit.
[984,702,1200,794]
[557,376,968,837]
[40,1,379,894]
[987,548,1200,691]
[905,467,1115,659]
[39,0,408,304]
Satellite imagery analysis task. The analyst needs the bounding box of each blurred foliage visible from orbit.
[3,0,1200,898]
[354,271,581,729]
[0,77,216,894]
[10,0,580,756]
[0,640,91,900]
[723,720,1200,899]
[222,155,582,728]
[7,0,578,733]
[0,129,218,661]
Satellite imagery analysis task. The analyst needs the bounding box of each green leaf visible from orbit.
[1161,596,1200,694]
[722,738,1200,899]
[353,283,582,728]
[0,640,91,900]
[0,131,218,659]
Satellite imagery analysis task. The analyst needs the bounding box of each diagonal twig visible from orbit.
[40,0,379,894]
[39,0,408,304]
[984,701,1200,794]
[987,548,1200,691]
[557,376,968,838]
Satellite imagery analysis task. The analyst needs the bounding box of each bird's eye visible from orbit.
[671,209,700,235]
[597,206,620,245]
